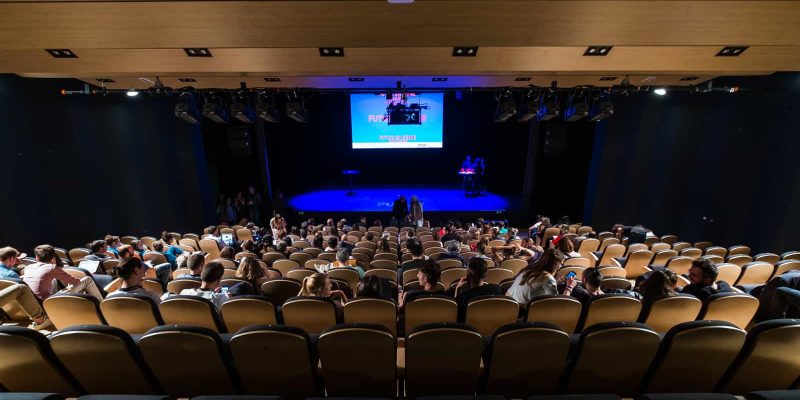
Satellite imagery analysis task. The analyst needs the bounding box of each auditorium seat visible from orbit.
[728,245,751,256]
[640,320,746,393]
[0,279,34,323]
[343,298,397,336]
[282,296,338,334]
[402,268,421,286]
[260,279,302,306]
[318,324,396,397]
[327,268,362,293]
[261,251,285,266]
[695,242,714,251]
[464,295,519,336]
[440,268,467,288]
[753,253,780,265]
[437,259,463,271]
[564,322,660,396]
[303,247,323,258]
[143,252,168,266]
[556,266,586,281]
[590,244,625,267]
[198,239,221,260]
[576,293,642,332]
[43,293,106,330]
[68,248,91,264]
[680,248,702,260]
[289,251,312,265]
[745,390,800,400]
[375,253,399,263]
[717,319,800,394]
[166,279,201,294]
[649,243,671,254]
[705,246,728,258]
[735,262,774,286]
[563,258,591,269]
[139,325,239,397]
[624,243,648,257]
[701,255,724,265]
[228,325,319,398]
[100,294,164,334]
[600,277,633,291]
[500,259,528,274]
[595,266,626,278]
[526,295,583,333]
[772,260,800,279]
[651,250,678,267]
[638,294,702,333]
[49,325,162,394]
[0,326,83,396]
[364,268,399,283]
[699,293,759,329]
[485,322,569,397]
[159,296,227,332]
[404,323,483,398]
[577,238,600,260]
[727,254,754,267]
[664,256,693,275]
[781,251,800,261]
[404,295,458,333]
[272,259,300,276]
[484,268,515,284]
[715,264,743,285]
[220,296,277,332]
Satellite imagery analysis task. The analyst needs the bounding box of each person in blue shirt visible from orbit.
[0,247,23,279]
[160,231,184,267]
[105,235,121,257]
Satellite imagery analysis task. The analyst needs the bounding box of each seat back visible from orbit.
[220,296,277,333]
[100,294,164,334]
[261,279,302,306]
[753,252,780,265]
[262,251,286,266]
[229,325,318,398]
[198,239,221,260]
[563,257,591,268]
[665,256,693,275]
[681,247,703,260]
[625,243,649,257]
[601,277,633,291]
[728,245,751,256]
[578,294,642,332]
[272,259,300,276]
[364,268,398,283]
[598,244,626,266]
[68,248,91,264]
[166,279,201,294]
[565,322,660,396]
[556,266,586,281]
[43,293,105,330]
[139,326,239,397]
[143,252,168,265]
[599,237,621,252]
[289,252,312,265]
[652,250,679,267]
[50,325,161,394]
[706,246,728,258]
[318,324,396,397]
[486,322,570,397]
[464,295,520,336]
[404,295,458,333]
[773,260,800,279]
[671,241,691,252]
[436,258,463,270]
[343,298,397,336]
[405,323,483,398]
[484,268,515,284]
[282,296,338,334]
[720,319,800,394]
[735,262,774,286]
[0,279,31,321]
[728,254,754,267]
[641,294,702,333]
[527,295,583,333]
[649,242,671,253]
[0,326,82,396]
[577,238,600,259]
[159,296,227,332]
[716,263,743,284]
[700,293,759,329]
[500,259,528,275]
[327,268,361,294]
[623,250,654,278]
[642,320,746,393]
[694,241,713,250]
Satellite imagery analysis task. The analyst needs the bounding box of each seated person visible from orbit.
[0,246,24,279]
[179,261,229,310]
[755,270,800,320]
[637,268,679,306]
[356,274,395,301]
[160,231,184,267]
[506,249,565,305]
[315,248,365,278]
[441,224,460,244]
[235,257,267,295]
[83,240,110,263]
[399,239,427,279]
[0,282,52,330]
[556,236,582,258]
[130,240,146,259]
[23,244,103,301]
[438,240,464,263]
[565,267,603,305]
[452,257,503,320]
[298,272,348,307]
[399,261,443,307]
[219,246,236,260]
[324,237,338,253]
[175,253,205,280]
[681,259,733,301]
[106,257,161,304]
[105,235,122,257]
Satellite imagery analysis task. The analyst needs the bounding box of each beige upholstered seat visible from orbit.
[43,293,105,330]
[699,293,759,329]
[100,294,164,334]
[405,323,483,398]
[318,324,397,397]
[220,297,277,332]
[464,295,519,336]
[159,296,227,332]
[578,294,642,332]
[526,295,583,333]
[404,295,457,333]
[343,298,397,336]
[0,326,82,396]
[640,294,702,333]
[282,296,338,334]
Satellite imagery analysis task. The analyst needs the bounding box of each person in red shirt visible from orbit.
[22,244,103,301]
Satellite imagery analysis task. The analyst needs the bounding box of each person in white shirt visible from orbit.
[107,257,161,305]
[180,261,229,310]
[506,249,565,305]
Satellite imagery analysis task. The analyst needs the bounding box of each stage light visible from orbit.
[256,92,280,123]
[517,90,539,122]
[565,99,589,122]
[126,89,139,97]
[174,91,200,124]
[285,92,308,123]
[589,93,614,122]
[202,93,228,123]
[654,88,667,96]
[493,90,517,122]
[230,90,256,124]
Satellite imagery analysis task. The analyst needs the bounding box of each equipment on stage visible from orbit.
[342,169,360,196]
[458,168,476,175]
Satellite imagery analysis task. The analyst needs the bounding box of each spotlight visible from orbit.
[126,89,139,97]
[654,88,667,96]
[174,91,200,124]
[589,92,614,122]
[285,92,308,123]
[564,92,589,122]
[493,90,517,122]
[202,93,228,123]
[517,91,539,122]
[537,90,560,121]
[230,90,256,124]
[256,92,280,123]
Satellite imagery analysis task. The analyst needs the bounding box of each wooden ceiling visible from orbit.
[0,0,798,89]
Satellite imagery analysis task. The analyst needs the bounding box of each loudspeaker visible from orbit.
[543,125,567,156]
[226,126,251,156]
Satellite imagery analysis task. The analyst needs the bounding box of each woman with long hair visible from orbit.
[506,249,565,305]
[377,233,392,253]
[298,273,348,305]
[410,196,424,228]
[637,268,679,305]
[556,237,581,258]
[453,257,503,320]
[235,257,267,295]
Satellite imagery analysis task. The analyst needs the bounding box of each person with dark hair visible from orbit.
[556,237,581,258]
[566,267,604,305]
[219,246,235,260]
[681,259,733,301]
[392,195,409,227]
[0,247,23,279]
[325,237,339,252]
[176,253,205,280]
[377,233,392,253]
[357,274,394,301]
[160,232,184,267]
[410,196,424,228]
[107,258,161,304]
[104,235,121,257]
[441,225,460,244]
[312,232,324,249]
[83,240,110,263]
[23,244,103,301]
[180,261,229,310]
[506,249,565,305]
[399,239,427,281]
[452,257,503,319]
[241,240,257,254]
[637,268,679,305]
[400,260,443,307]
[130,240,146,259]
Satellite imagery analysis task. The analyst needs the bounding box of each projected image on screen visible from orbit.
[351,92,444,149]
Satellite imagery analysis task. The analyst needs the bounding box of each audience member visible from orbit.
[399,261,442,307]
[356,274,394,301]
[176,253,205,280]
[219,246,235,260]
[299,272,348,306]
[160,232,184,267]
[235,257,267,295]
[325,237,338,252]
[556,237,581,258]
[506,249,565,305]
[637,268,679,305]
[0,247,23,279]
[316,248,365,278]
[83,240,110,262]
[566,267,603,305]
[0,278,52,329]
[23,245,103,301]
[399,239,426,280]
[105,235,121,257]
[681,259,733,301]
[179,261,229,310]
[754,271,800,320]
[106,257,161,304]
[438,240,464,263]
[452,257,503,319]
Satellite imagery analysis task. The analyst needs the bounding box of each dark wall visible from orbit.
[0,74,213,253]
[585,73,800,253]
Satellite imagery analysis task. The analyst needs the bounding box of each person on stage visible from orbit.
[391,195,408,227]
[461,155,475,196]
[410,195,424,228]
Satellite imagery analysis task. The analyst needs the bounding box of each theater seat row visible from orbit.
[1,319,798,398]
[43,291,760,336]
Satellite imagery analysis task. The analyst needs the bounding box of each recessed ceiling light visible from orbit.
[178,78,196,82]
[599,77,617,81]
[126,89,139,97]
[96,78,115,83]
[654,88,667,96]
[515,77,532,81]
[348,77,365,82]
[320,47,345,57]
[716,46,748,57]
[432,77,448,82]
[263,77,281,82]
[584,46,613,56]
[453,47,479,57]
[680,76,699,81]
[46,49,78,58]
[184,48,212,57]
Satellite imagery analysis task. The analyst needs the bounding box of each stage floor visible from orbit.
[289,187,517,212]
